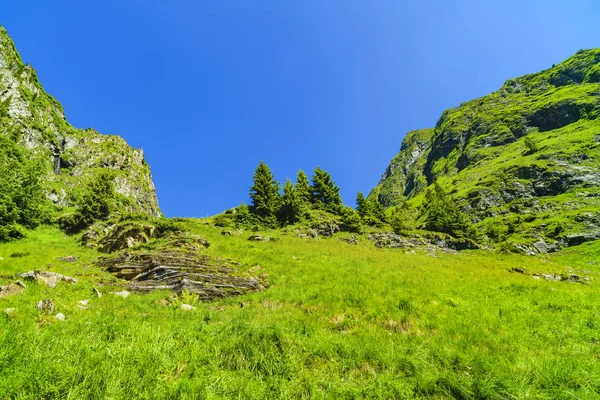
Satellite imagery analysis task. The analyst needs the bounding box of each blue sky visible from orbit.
[2,1,599,217]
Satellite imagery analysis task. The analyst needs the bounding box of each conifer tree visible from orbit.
[311,167,342,212]
[278,179,302,225]
[296,169,312,206]
[422,181,474,238]
[355,191,369,217]
[249,161,280,224]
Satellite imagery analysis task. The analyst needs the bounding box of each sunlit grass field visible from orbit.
[1,223,599,399]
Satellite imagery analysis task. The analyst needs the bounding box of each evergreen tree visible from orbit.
[0,141,51,241]
[61,171,117,233]
[311,167,342,212]
[356,192,369,217]
[249,161,280,225]
[422,182,474,238]
[278,179,302,225]
[296,169,312,206]
[372,200,387,223]
[390,203,414,235]
[356,191,387,226]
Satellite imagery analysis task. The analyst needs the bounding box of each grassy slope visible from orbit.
[1,225,600,399]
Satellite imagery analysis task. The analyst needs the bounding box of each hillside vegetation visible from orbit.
[370,49,600,251]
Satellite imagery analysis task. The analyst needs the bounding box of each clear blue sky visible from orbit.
[2,1,599,217]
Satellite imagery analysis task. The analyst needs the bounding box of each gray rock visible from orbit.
[36,299,55,314]
[181,304,196,311]
[111,291,131,298]
[55,313,66,321]
[97,250,265,301]
[559,231,600,247]
[18,271,77,288]
[532,240,548,254]
[57,256,78,263]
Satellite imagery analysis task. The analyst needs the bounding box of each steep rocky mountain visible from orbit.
[0,26,160,216]
[370,49,600,248]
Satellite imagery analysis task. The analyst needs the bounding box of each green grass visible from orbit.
[1,224,600,398]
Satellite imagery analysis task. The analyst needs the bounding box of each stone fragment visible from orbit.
[111,291,131,298]
[57,256,78,263]
[36,299,55,314]
[180,304,196,311]
[55,313,66,321]
[0,283,24,298]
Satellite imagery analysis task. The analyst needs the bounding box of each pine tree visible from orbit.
[356,191,368,217]
[278,179,302,225]
[296,169,312,206]
[422,182,474,238]
[391,203,414,235]
[249,161,280,223]
[311,167,342,212]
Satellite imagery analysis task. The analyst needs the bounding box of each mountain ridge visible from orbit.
[370,49,600,249]
[0,25,160,217]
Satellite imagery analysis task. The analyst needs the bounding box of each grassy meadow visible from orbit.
[1,223,600,399]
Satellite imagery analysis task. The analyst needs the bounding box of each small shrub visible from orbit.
[9,251,30,258]
[523,136,539,155]
[341,208,362,233]
[213,214,233,228]
[0,224,27,242]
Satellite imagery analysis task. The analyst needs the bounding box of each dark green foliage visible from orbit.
[249,162,280,227]
[0,139,51,241]
[421,182,476,239]
[60,172,117,234]
[234,203,260,229]
[0,95,11,118]
[0,224,26,242]
[213,214,233,228]
[523,136,539,155]
[295,170,312,206]
[356,191,386,227]
[390,203,415,235]
[278,179,302,225]
[311,167,342,213]
[341,207,362,233]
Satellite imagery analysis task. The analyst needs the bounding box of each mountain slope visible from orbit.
[370,49,600,247]
[0,26,160,216]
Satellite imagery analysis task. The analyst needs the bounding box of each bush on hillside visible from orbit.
[60,171,117,234]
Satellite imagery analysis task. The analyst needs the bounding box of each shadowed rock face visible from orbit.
[97,251,266,301]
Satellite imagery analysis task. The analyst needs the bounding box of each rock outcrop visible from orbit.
[97,250,266,301]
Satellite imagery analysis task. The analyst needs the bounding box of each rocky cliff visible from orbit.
[371,49,600,247]
[0,26,160,216]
